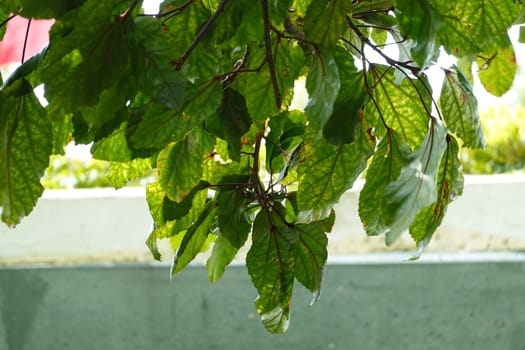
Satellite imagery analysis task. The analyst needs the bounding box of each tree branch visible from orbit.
[170,0,229,71]
[261,0,282,109]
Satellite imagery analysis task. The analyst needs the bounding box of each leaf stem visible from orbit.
[21,18,32,63]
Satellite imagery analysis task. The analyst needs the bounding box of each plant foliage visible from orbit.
[0,0,523,332]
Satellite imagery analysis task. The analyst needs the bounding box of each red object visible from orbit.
[0,16,53,64]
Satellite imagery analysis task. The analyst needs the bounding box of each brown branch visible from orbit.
[170,0,229,71]
[261,0,281,109]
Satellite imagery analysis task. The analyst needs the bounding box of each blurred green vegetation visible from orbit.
[460,106,525,174]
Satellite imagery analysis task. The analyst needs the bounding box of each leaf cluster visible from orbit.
[0,0,523,332]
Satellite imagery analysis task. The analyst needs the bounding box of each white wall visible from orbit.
[1,175,524,265]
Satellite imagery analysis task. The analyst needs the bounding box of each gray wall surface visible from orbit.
[1,262,525,350]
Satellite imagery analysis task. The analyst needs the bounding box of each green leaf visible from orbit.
[243,41,304,122]
[409,135,464,256]
[206,88,252,161]
[394,0,441,68]
[158,129,215,203]
[91,123,132,162]
[0,79,52,226]
[292,223,328,300]
[265,110,306,175]
[206,234,239,283]
[128,81,221,150]
[297,126,374,219]
[383,119,448,245]
[171,200,218,276]
[359,130,413,236]
[304,0,347,47]
[519,26,525,43]
[42,1,135,116]
[305,50,340,137]
[246,209,296,333]
[429,0,521,56]
[475,43,517,97]
[135,17,187,110]
[440,66,485,148]
[19,0,86,18]
[323,47,367,145]
[217,187,251,248]
[163,181,210,222]
[364,65,431,148]
[107,158,152,189]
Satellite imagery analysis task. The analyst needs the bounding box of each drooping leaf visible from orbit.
[359,130,413,236]
[157,128,215,203]
[383,119,448,245]
[0,79,52,226]
[42,0,135,116]
[297,126,374,220]
[305,50,340,137]
[475,43,517,97]
[171,200,218,276]
[440,66,485,148]
[292,223,328,301]
[409,135,464,256]
[206,234,239,283]
[429,0,521,56]
[217,186,251,248]
[135,17,187,109]
[364,65,431,148]
[304,0,347,47]
[246,209,296,333]
[323,47,367,145]
[394,0,441,69]
[206,87,252,161]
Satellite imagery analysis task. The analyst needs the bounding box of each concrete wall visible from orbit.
[1,260,525,350]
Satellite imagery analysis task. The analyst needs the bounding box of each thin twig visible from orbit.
[261,0,282,109]
[0,13,17,30]
[21,18,32,63]
[170,0,229,71]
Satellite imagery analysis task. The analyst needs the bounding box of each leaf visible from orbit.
[19,0,86,18]
[246,209,296,333]
[42,0,135,116]
[364,65,431,148]
[304,0,347,47]
[206,88,252,161]
[394,0,441,68]
[158,129,215,203]
[475,43,517,97]
[322,47,367,145]
[383,119,448,245]
[217,187,251,248]
[243,41,304,122]
[0,79,52,226]
[128,85,218,150]
[107,158,152,189]
[440,66,485,148]
[292,223,328,302]
[429,0,521,56]
[359,130,413,236]
[91,122,132,162]
[297,126,374,218]
[135,17,187,110]
[206,234,239,283]
[305,50,340,137]
[171,200,218,276]
[409,135,464,256]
